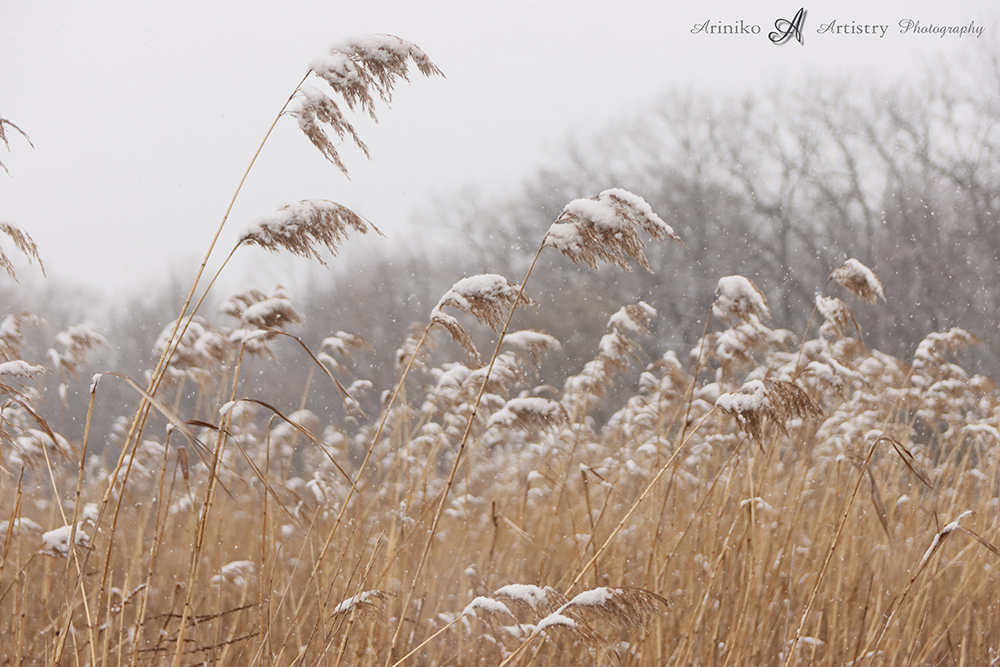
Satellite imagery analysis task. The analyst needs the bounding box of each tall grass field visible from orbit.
[1,34,998,666]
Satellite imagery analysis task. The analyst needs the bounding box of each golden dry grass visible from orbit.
[2,240,999,666]
[2,35,998,667]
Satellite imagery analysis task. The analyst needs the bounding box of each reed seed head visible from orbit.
[830,258,885,304]
[543,188,682,271]
[0,221,44,281]
[716,378,823,444]
[816,295,860,339]
[238,200,382,266]
[287,35,442,173]
[713,275,770,325]
[430,274,538,364]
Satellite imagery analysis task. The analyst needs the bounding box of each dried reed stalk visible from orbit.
[385,190,679,663]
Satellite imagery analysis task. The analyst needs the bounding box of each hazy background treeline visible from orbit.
[4,51,999,449]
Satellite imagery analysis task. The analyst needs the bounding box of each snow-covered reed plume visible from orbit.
[830,258,885,304]
[0,359,45,402]
[487,397,568,433]
[0,221,43,281]
[542,188,682,271]
[219,285,302,357]
[288,34,443,174]
[712,275,770,325]
[465,584,668,659]
[0,312,42,362]
[46,325,106,379]
[501,330,561,368]
[716,377,822,444]
[332,589,392,618]
[815,295,861,340]
[310,35,443,117]
[209,559,256,589]
[430,274,537,363]
[152,315,230,383]
[562,302,658,417]
[318,331,373,376]
[238,200,382,266]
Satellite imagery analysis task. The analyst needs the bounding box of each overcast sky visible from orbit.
[1,0,997,298]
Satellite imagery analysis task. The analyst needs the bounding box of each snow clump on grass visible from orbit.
[40,523,89,558]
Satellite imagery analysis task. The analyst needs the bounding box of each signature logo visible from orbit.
[770,8,807,44]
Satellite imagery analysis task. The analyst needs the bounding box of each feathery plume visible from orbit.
[491,584,569,618]
[47,325,106,379]
[0,221,44,281]
[309,34,443,117]
[39,523,90,558]
[830,258,885,304]
[543,188,682,271]
[222,285,301,333]
[716,378,822,444]
[608,302,657,335]
[286,86,368,174]
[430,274,538,363]
[713,275,770,325]
[0,117,32,176]
[0,312,43,361]
[501,330,561,368]
[561,586,669,631]
[286,35,443,174]
[487,397,568,433]
[210,560,256,589]
[238,200,382,266]
[332,590,392,618]
[433,274,537,334]
[815,295,860,340]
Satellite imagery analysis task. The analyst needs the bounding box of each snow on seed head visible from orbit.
[543,189,682,271]
[716,378,822,445]
[238,200,382,266]
[830,258,885,305]
[287,35,442,174]
[430,274,538,363]
[713,276,770,325]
